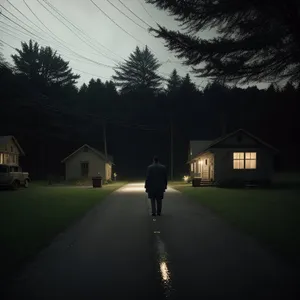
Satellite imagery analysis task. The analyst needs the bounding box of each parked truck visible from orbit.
[0,164,30,189]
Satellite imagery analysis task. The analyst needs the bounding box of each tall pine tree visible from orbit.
[12,40,79,87]
[147,0,300,84]
[112,46,162,93]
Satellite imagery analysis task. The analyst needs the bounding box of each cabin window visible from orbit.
[191,164,194,172]
[233,152,257,169]
[0,153,3,164]
[233,152,244,169]
[245,152,256,169]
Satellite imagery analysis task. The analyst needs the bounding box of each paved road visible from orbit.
[4,183,300,299]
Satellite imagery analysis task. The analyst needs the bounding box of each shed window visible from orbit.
[233,152,257,169]
[191,164,194,172]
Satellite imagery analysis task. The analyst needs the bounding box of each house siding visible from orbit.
[65,149,107,180]
[213,148,274,183]
[0,138,20,165]
[190,152,214,180]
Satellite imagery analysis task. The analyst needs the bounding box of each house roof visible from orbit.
[61,144,114,164]
[190,140,213,160]
[189,129,278,162]
[0,135,25,155]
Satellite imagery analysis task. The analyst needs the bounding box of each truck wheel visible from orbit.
[24,179,29,188]
[12,180,20,190]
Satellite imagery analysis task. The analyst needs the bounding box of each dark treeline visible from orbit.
[1,40,299,179]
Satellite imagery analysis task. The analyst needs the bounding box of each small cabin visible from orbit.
[189,129,278,186]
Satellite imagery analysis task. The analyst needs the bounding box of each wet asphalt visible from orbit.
[4,183,300,299]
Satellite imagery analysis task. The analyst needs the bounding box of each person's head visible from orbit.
[153,156,159,164]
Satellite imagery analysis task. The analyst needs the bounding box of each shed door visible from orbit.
[81,162,89,177]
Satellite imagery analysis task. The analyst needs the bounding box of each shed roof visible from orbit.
[61,144,114,164]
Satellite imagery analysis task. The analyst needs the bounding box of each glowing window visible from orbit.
[233,152,257,169]
[233,152,244,169]
[245,152,256,169]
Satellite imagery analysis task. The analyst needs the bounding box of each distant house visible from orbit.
[62,144,114,181]
[189,129,278,185]
[0,136,25,165]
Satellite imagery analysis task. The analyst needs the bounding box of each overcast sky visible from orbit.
[0,0,267,89]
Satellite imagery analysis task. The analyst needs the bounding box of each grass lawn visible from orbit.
[0,182,125,277]
[172,182,300,265]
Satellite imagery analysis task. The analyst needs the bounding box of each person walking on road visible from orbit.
[145,156,168,216]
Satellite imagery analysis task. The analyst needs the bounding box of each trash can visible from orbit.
[92,176,102,188]
[192,178,201,187]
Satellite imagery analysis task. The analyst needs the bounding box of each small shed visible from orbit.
[189,129,278,186]
[62,144,113,181]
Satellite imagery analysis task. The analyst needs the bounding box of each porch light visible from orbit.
[183,175,189,183]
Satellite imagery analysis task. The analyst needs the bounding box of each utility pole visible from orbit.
[103,119,108,162]
[170,115,174,181]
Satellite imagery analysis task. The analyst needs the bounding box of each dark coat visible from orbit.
[145,163,168,198]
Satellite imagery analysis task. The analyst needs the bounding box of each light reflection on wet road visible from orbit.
[4,183,300,300]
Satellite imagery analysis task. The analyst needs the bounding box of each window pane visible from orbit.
[239,160,244,169]
[245,152,251,159]
[233,159,244,169]
[234,152,244,159]
[191,164,193,171]
[245,160,251,169]
[251,152,256,159]
[245,159,257,169]
[233,160,239,169]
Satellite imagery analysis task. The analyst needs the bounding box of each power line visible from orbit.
[118,0,152,28]
[72,68,111,81]
[89,0,146,47]
[5,1,116,69]
[43,0,125,61]
[35,0,118,64]
[39,0,120,63]
[0,24,115,82]
[0,12,43,39]
[6,0,50,37]
[0,3,45,38]
[0,38,15,50]
[105,0,147,31]
[3,1,101,58]
[101,0,160,56]
[0,27,28,43]
[137,0,156,24]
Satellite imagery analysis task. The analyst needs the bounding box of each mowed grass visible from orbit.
[172,181,300,264]
[0,182,125,276]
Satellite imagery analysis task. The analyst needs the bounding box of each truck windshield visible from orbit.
[0,166,8,173]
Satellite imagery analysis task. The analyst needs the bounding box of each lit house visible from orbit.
[189,129,278,186]
[62,144,113,181]
[0,136,25,165]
